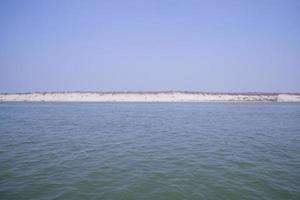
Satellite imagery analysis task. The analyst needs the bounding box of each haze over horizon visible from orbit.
[1,0,300,93]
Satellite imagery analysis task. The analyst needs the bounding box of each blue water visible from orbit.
[0,102,300,199]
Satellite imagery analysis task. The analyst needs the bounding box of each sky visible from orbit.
[0,0,299,93]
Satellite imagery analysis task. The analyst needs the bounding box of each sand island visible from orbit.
[0,91,300,102]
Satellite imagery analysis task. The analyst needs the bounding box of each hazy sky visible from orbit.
[0,0,299,92]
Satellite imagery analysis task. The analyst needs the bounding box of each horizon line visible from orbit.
[1,90,300,95]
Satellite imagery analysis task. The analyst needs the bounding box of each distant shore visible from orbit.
[1,91,300,102]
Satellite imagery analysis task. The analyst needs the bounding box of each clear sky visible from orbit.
[0,0,299,93]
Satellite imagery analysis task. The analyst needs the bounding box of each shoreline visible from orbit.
[1,92,300,102]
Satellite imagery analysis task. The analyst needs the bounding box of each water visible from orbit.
[0,102,299,200]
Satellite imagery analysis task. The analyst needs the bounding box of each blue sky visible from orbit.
[0,0,299,92]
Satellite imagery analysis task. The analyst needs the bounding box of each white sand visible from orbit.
[0,92,300,102]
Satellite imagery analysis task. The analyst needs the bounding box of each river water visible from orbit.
[0,102,299,199]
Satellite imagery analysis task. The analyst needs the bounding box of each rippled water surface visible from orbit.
[0,102,300,199]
